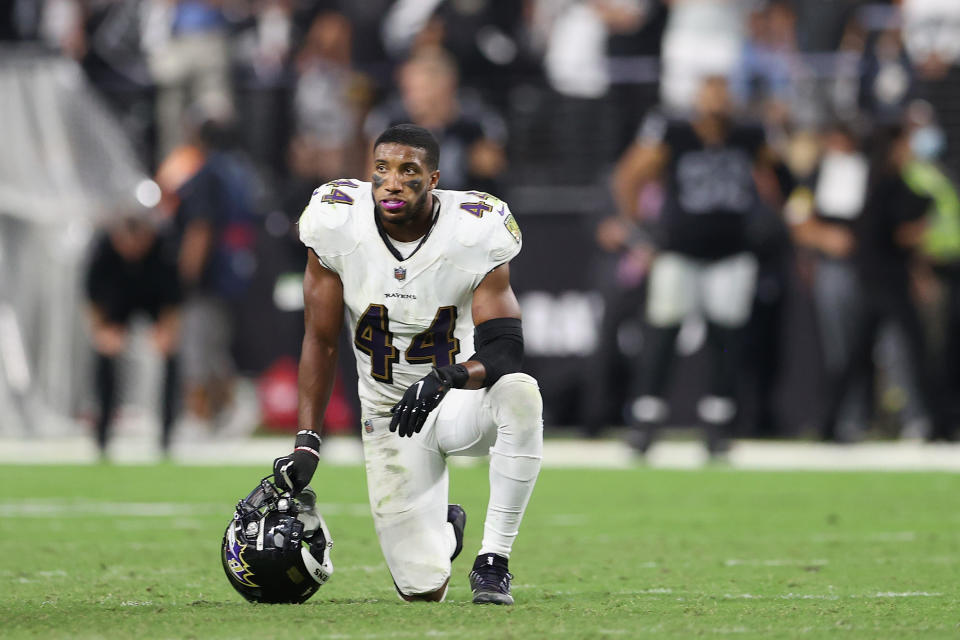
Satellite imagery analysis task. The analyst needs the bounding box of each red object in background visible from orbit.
[324,372,355,434]
[258,357,354,434]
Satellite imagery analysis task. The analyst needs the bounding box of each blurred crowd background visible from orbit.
[2,0,960,453]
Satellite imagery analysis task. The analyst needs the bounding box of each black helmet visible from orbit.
[221,476,334,604]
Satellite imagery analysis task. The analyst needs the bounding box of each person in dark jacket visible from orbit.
[818,124,952,441]
[86,215,182,456]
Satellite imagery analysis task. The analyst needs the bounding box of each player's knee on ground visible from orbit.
[385,544,451,598]
[376,511,452,597]
[396,578,449,603]
[371,506,453,597]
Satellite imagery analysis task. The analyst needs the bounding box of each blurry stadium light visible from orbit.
[265,210,290,237]
[273,273,304,312]
[135,179,162,209]
[477,27,517,65]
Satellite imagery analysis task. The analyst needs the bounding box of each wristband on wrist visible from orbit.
[294,429,322,459]
[435,363,469,389]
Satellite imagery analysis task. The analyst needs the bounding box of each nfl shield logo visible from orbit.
[394,266,406,281]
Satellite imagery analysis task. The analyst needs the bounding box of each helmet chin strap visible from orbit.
[301,545,334,585]
[300,513,334,584]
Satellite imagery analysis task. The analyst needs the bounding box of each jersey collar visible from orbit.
[374,196,441,263]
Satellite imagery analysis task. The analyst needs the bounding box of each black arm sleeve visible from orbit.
[470,317,524,388]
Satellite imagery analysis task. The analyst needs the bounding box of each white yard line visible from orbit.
[501,586,946,602]
[0,498,370,518]
[812,531,916,543]
[307,634,458,640]
[1,436,960,470]
[723,592,944,600]
[724,558,829,567]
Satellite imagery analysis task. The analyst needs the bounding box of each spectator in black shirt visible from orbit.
[86,216,182,457]
[819,124,952,441]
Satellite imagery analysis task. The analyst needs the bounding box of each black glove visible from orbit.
[273,430,321,495]
[390,365,469,437]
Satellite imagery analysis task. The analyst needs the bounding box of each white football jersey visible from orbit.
[299,179,523,417]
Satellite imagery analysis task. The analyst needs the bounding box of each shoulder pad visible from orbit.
[298,180,366,262]
[439,189,522,275]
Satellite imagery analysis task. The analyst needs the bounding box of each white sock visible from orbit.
[479,452,541,558]
[479,375,543,559]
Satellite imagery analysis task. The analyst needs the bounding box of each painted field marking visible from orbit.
[724,558,828,567]
[4,436,960,470]
[309,633,458,640]
[874,555,956,565]
[812,531,916,543]
[516,586,945,602]
[9,569,68,583]
[721,592,943,600]
[0,499,370,518]
[723,593,838,600]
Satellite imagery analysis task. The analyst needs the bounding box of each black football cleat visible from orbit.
[448,504,466,562]
[469,553,513,605]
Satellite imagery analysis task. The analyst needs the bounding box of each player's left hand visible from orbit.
[390,368,456,437]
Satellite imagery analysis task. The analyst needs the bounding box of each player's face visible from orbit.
[372,143,439,227]
[696,78,731,121]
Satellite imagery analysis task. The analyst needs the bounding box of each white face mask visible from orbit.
[910,126,945,160]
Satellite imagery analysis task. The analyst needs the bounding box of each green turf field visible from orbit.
[3,463,959,639]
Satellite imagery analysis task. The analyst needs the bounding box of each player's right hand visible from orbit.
[273,430,321,495]
[390,368,454,437]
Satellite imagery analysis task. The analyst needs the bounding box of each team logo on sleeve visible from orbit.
[394,266,406,281]
[503,214,522,243]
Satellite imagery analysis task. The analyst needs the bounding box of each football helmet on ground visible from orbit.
[221,476,334,604]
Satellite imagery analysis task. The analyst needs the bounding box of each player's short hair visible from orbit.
[373,124,440,172]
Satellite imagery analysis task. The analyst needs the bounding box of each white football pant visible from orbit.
[645,251,758,329]
[361,372,543,596]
